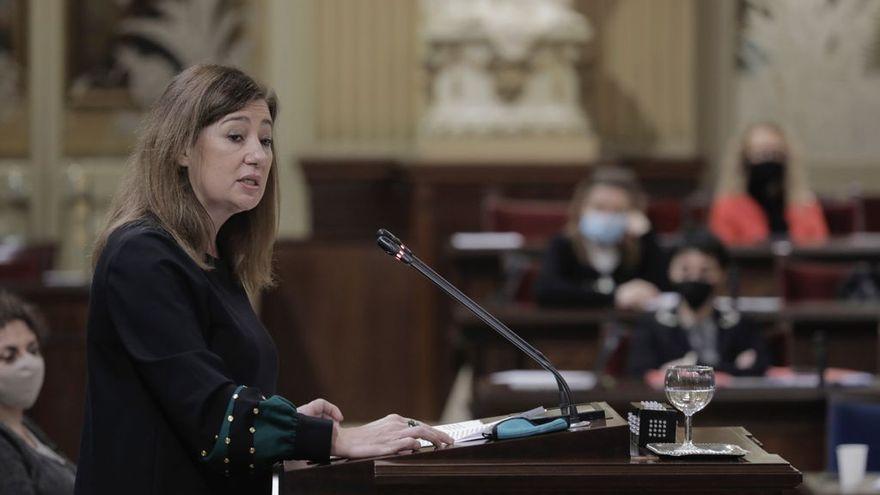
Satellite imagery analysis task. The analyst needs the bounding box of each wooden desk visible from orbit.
[800,472,880,494]
[454,302,880,375]
[781,302,880,373]
[763,235,880,262]
[449,300,880,472]
[472,379,880,472]
[455,304,625,375]
[280,422,801,494]
[447,234,880,299]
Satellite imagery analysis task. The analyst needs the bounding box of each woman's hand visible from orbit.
[644,352,699,389]
[297,398,344,422]
[614,279,659,310]
[643,369,666,389]
[330,414,455,459]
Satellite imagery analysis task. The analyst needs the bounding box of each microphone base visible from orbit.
[529,402,607,426]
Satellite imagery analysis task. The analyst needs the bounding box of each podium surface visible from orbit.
[280,403,802,494]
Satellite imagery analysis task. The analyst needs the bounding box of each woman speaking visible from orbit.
[74,65,452,495]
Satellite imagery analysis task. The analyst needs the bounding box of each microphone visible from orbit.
[814,329,827,389]
[376,229,580,425]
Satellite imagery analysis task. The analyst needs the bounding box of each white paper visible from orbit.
[417,406,546,447]
[727,371,875,389]
[489,369,597,391]
[450,232,525,250]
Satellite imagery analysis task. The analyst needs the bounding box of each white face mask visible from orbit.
[0,353,45,410]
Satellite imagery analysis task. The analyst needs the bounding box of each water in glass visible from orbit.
[664,365,715,452]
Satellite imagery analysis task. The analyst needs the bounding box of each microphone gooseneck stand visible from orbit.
[376,229,579,425]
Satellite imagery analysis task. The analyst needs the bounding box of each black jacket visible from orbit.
[626,301,769,377]
[0,417,76,495]
[75,220,331,495]
[534,232,670,307]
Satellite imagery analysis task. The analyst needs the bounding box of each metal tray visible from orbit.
[646,442,749,457]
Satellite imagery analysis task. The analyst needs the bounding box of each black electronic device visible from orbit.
[628,401,678,450]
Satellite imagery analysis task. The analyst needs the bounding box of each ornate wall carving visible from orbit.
[417,0,598,161]
[64,0,259,156]
[737,0,880,178]
[420,0,593,137]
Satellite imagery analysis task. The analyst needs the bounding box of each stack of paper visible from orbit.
[489,370,597,391]
[417,406,545,447]
[450,232,525,250]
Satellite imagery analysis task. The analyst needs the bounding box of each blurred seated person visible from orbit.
[534,166,668,310]
[710,122,828,246]
[0,291,76,495]
[627,231,769,387]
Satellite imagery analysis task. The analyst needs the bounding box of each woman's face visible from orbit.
[0,319,44,411]
[185,100,274,229]
[581,184,632,215]
[743,125,786,164]
[0,320,40,367]
[668,249,724,287]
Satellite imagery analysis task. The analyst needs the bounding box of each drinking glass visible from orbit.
[664,365,715,452]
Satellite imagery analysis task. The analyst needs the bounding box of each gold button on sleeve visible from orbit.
[225,437,231,445]
[228,415,234,422]
[249,426,256,434]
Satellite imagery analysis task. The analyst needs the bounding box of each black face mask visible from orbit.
[747,160,787,233]
[673,280,714,310]
[748,160,785,196]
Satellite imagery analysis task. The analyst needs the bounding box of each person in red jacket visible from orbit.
[709,122,828,246]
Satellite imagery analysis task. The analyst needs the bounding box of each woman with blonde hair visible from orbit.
[75,65,452,495]
[710,122,828,245]
[535,166,669,310]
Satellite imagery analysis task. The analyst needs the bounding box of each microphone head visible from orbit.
[377,235,400,257]
[377,234,414,264]
[376,228,402,245]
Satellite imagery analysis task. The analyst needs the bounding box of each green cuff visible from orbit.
[202,387,333,474]
[201,385,245,472]
[253,396,333,463]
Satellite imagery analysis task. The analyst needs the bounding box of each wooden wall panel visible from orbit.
[299,156,410,242]
[313,0,418,149]
[261,241,429,422]
[577,0,697,157]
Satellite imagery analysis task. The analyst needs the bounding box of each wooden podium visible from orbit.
[279,403,802,494]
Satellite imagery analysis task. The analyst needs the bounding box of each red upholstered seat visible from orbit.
[483,198,569,243]
[820,198,863,235]
[862,196,880,232]
[0,242,56,283]
[780,260,852,302]
[484,196,688,239]
[645,198,682,234]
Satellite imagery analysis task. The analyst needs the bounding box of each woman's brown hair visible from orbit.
[564,166,646,269]
[92,64,279,295]
[0,290,48,345]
